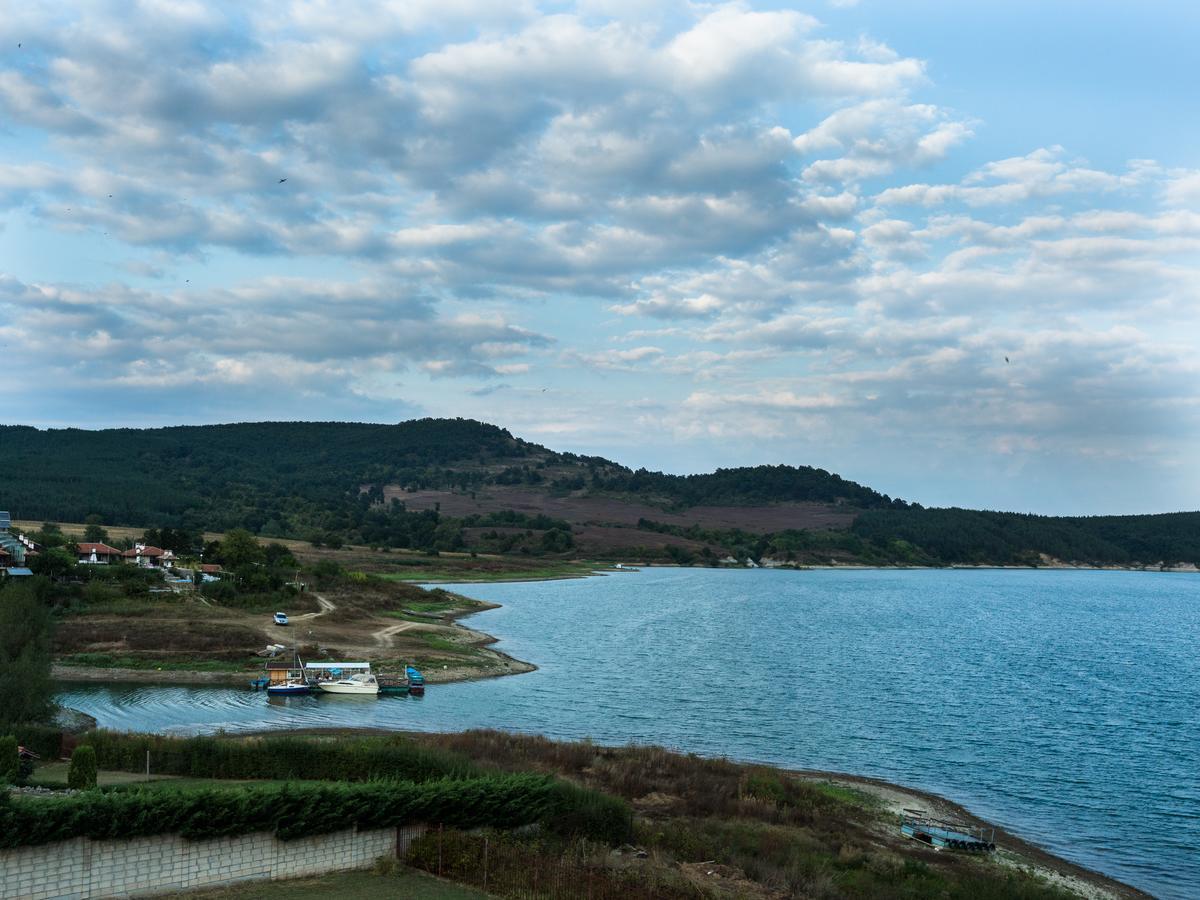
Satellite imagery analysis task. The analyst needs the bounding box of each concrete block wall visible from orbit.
[0,826,408,899]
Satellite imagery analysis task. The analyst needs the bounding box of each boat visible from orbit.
[900,811,995,853]
[265,680,310,695]
[377,673,409,696]
[405,665,425,695]
[317,672,380,695]
[262,649,309,694]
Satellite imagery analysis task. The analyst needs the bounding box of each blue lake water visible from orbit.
[58,568,1199,898]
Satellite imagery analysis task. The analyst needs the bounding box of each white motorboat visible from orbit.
[316,672,379,695]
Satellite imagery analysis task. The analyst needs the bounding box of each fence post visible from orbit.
[438,824,443,877]
[482,835,489,892]
[145,749,150,781]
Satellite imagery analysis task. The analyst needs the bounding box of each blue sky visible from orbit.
[1,1,1197,515]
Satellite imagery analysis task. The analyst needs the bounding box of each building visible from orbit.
[0,510,28,570]
[76,542,125,565]
[123,544,177,568]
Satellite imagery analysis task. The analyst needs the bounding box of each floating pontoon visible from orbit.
[900,810,995,853]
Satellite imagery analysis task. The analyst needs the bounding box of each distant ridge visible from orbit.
[1,419,1197,568]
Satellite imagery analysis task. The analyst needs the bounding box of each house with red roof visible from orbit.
[123,543,177,568]
[77,542,124,564]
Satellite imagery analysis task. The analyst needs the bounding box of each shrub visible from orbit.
[0,736,18,784]
[67,745,98,790]
[0,774,626,849]
[83,732,480,783]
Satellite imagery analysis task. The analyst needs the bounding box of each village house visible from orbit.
[123,543,177,568]
[76,542,125,564]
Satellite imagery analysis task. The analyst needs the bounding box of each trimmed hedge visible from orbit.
[67,745,97,790]
[82,732,478,782]
[0,775,631,849]
[0,736,18,784]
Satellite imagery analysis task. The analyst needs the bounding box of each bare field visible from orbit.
[385,486,858,533]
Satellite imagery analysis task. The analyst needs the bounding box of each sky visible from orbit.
[0,0,1197,515]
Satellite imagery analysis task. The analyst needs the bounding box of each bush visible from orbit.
[68,745,98,790]
[0,736,18,784]
[83,732,480,783]
[0,774,627,849]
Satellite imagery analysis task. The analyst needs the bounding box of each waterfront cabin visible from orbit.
[264,650,307,686]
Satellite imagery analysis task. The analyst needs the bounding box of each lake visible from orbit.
[58,567,1200,898]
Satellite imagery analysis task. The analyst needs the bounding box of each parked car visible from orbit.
[273,611,289,626]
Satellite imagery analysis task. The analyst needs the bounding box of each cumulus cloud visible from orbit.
[0,1,1197,511]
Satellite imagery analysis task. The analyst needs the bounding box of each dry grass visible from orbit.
[406,731,1080,900]
[54,619,265,657]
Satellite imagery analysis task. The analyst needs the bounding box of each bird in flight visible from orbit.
[1005,356,1010,363]
[278,178,287,184]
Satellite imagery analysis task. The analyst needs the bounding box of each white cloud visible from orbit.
[0,1,1196,511]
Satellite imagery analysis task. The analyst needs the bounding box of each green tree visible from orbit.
[82,514,108,543]
[35,523,67,549]
[0,736,18,784]
[0,580,56,728]
[67,745,98,790]
[29,547,75,579]
[218,529,264,568]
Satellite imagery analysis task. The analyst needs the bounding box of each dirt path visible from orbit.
[292,594,335,620]
[373,620,417,648]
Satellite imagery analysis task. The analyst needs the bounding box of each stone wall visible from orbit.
[0,825,425,899]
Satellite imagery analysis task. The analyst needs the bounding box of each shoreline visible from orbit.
[400,562,1199,584]
[52,594,538,687]
[790,768,1150,900]
[223,725,1149,900]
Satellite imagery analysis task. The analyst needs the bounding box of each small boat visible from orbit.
[317,672,380,695]
[266,680,310,695]
[377,674,409,696]
[406,665,425,695]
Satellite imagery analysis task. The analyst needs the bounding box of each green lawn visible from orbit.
[168,869,487,899]
[28,763,265,791]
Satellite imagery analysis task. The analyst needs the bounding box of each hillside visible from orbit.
[1,419,1198,568]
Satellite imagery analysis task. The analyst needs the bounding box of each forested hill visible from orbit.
[0,419,893,532]
[1,419,1197,567]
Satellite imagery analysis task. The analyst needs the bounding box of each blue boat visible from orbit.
[405,665,425,694]
[265,681,310,695]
